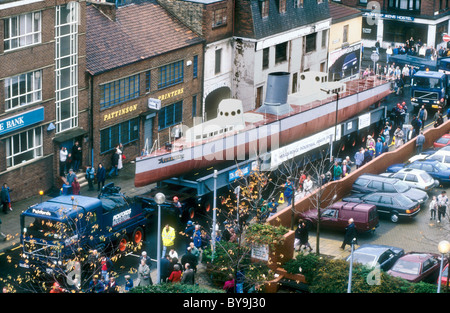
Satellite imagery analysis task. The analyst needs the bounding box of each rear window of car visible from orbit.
[437,137,450,144]
[420,173,432,182]
[353,253,377,267]
[394,194,414,206]
[391,259,420,275]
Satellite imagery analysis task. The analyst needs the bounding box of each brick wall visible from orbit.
[268,119,450,228]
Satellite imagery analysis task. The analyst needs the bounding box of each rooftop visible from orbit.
[328,1,361,24]
[86,0,204,75]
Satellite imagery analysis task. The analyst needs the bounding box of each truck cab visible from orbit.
[20,184,150,272]
[410,70,448,110]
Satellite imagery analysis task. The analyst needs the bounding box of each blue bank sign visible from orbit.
[0,107,45,136]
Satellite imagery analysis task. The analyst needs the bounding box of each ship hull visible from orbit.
[135,80,391,187]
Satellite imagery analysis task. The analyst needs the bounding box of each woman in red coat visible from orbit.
[71,177,81,195]
[168,264,182,283]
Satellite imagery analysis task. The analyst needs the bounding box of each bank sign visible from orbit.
[0,107,45,136]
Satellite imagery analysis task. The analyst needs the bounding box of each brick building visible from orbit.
[0,0,88,201]
[86,0,204,170]
[333,0,450,50]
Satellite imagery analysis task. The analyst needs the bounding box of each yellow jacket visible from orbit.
[162,226,175,247]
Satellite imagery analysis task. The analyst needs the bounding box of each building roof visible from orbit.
[234,0,330,40]
[86,0,204,75]
[328,1,361,24]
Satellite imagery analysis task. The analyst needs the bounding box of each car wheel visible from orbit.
[132,227,145,245]
[390,213,399,223]
[117,235,129,253]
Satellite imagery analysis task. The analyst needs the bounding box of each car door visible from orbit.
[421,257,439,283]
[378,195,394,214]
[405,174,419,188]
[378,250,395,271]
[367,180,383,193]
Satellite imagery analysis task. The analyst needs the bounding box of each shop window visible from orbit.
[5,126,43,168]
[158,101,183,130]
[100,118,139,153]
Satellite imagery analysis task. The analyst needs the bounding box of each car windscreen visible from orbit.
[390,259,420,275]
[393,181,409,193]
[352,252,377,268]
[436,137,450,145]
[435,162,448,171]
[23,216,74,240]
[412,76,442,89]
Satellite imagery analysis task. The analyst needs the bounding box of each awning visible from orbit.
[53,127,88,144]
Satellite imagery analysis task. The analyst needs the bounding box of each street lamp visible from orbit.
[437,240,450,293]
[211,170,218,261]
[155,192,166,284]
[347,237,357,293]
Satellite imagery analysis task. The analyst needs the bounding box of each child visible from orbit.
[429,196,437,220]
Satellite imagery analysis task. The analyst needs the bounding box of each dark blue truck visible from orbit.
[19,184,159,275]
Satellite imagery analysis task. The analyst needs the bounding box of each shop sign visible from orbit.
[0,107,44,136]
[157,88,184,101]
[103,104,138,121]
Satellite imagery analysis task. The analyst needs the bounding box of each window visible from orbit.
[5,126,43,168]
[261,0,269,18]
[4,70,42,110]
[262,47,270,69]
[279,0,286,13]
[212,8,227,28]
[192,95,197,117]
[343,25,349,43]
[215,49,222,74]
[55,2,79,133]
[4,11,41,51]
[145,70,151,92]
[294,0,304,7]
[275,42,287,63]
[193,55,198,79]
[321,29,328,48]
[100,74,140,109]
[305,33,317,53]
[158,101,183,130]
[388,0,420,11]
[158,60,184,89]
[100,118,139,153]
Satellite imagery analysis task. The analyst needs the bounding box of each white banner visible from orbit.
[270,126,341,168]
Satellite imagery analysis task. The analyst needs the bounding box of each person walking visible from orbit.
[137,258,152,286]
[429,196,438,221]
[437,191,448,223]
[86,165,95,191]
[354,147,364,169]
[418,106,427,130]
[340,218,357,250]
[294,220,312,252]
[1,183,12,214]
[162,224,176,257]
[415,131,425,154]
[59,147,68,177]
[394,127,404,149]
[283,177,294,206]
[108,149,120,177]
[97,163,106,191]
[303,175,314,195]
[333,161,342,181]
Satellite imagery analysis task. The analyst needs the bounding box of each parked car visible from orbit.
[381,168,439,192]
[438,264,449,286]
[299,201,379,234]
[351,174,428,204]
[386,159,450,185]
[434,134,450,149]
[342,192,420,223]
[388,252,446,283]
[346,244,405,272]
[409,150,450,166]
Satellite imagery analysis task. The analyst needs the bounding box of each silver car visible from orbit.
[382,168,439,192]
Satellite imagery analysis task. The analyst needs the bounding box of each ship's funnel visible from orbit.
[256,72,293,116]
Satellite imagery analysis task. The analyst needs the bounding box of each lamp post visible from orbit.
[155,192,166,284]
[347,237,357,293]
[437,240,450,293]
[211,170,217,261]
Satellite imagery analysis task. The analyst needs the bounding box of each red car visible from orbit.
[434,134,450,149]
[299,201,379,234]
[388,252,447,283]
[438,263,449,286]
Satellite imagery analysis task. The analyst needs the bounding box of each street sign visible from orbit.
[370,52,379,63]
[443,34,450,42]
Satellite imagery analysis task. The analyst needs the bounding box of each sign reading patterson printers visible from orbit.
[103,104,138,121]
[0,107,44,136]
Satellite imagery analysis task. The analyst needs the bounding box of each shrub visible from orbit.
[129,282,223,293]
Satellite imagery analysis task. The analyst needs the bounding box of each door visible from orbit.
[144,114,154,153]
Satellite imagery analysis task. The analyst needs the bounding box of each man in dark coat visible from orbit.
[108,149,120,177]
[181,263,195,285]
[71,141,82,172]
[181,247,198,272]
[160,254,171,283]
[340,218,357,250]
[97,163,106,191]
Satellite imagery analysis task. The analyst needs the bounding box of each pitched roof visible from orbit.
[86,0,204,75]
[328,1,361,24]
[234,0,330,40]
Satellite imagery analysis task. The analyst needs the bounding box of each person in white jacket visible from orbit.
[303,176,314,195]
